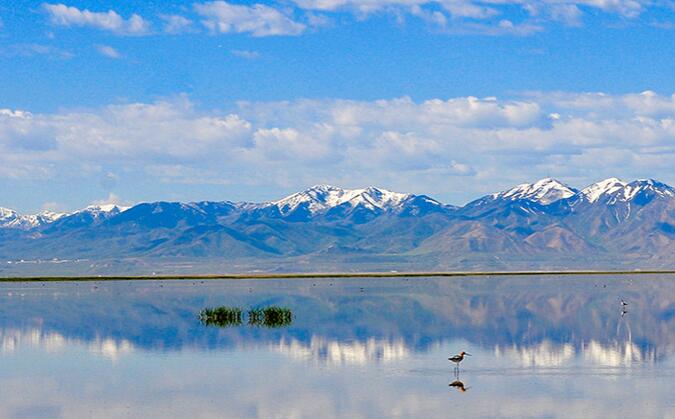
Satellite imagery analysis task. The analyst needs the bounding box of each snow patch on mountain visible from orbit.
[80,204,131,214]
[579,178,674,204]
[492,178,577,205]
[270,185,412,215]
[0,207,22,228]
[624,179,675,200]
[0,204,125,230]
[580,178,628,203]
[0,208,67,229]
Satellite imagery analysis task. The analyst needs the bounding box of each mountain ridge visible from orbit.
[8,177,672,225]
[1,178,673,275]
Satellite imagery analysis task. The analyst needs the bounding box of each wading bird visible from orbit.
[449,351,471,369]
[621,299,628,307]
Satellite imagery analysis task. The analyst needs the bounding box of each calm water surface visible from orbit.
[0,275,674,418]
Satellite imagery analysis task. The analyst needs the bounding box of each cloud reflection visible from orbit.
[495,340,575,367]
[274,336,409,365]
[494,340,659,367]
[0,328,134,360]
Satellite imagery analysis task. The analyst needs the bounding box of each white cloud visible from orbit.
[293,0,422,13]
[578,0,643,17]
[291,0,651,17]
[32,0,666,40]
[440,1,498,19]
[161,14,194,34]
[42,3,150,35]
[89,192,130,208]
[549,4,583,26]
[0,92,673,204]
[290,0,659,34]
[194,1,306,36]
[96,44,121,59]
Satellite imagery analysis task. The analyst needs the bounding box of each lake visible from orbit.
[1,275,673,418]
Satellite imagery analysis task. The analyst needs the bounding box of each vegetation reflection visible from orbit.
[199,305,293,328]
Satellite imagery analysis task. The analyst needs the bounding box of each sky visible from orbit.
[0,0,674,213]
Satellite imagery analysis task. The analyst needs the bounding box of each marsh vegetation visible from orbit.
[199,305,293,328]
[199,306,243,327]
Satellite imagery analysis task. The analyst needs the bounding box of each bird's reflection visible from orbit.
[448,376,469,393]
[449,367,470,393]
[449,379,468,392]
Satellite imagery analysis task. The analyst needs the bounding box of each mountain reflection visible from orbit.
[0,275,672,364]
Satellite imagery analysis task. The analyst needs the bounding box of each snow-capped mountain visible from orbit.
[77,204,130,217]
[579,178,627,203]
[0,204,127,230]
[269,185,413,216]
[576,178,675,205]
[499,178,577,205]
[35,211,67,223]
[483,178,577,206]
[0,178,673,275]
[248,185,449,222]
[461,178,578,218]
[0,207,67,230]
[0,207,25,229]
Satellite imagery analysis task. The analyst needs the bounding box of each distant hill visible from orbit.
[1,178,674,275]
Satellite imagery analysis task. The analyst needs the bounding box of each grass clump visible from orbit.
[199,305,293,328]
[199,306,242,327]
[248,306,293,328]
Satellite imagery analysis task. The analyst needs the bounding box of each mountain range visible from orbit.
[1,178,674,275]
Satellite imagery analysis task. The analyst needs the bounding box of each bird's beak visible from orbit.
[465,353,472,356]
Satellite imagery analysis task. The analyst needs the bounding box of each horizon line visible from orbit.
[2,270,675,281]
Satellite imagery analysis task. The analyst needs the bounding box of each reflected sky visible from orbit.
[0,275,674,418]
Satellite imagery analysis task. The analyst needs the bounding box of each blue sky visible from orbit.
[0,1,674,212]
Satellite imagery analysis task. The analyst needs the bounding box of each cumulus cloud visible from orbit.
[194,1,306,36]
[42,3,150,35]
[0,92,674,205]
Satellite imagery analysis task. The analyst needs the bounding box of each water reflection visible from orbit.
[449,379,469,393]
[274,336,409,365]
[0,275,673,418]
[1,276,671,357]
[495,341,576,367]
[0,328,134,360]
[495,340,658,367]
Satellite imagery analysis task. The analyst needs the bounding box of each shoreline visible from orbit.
[1,270,674,281]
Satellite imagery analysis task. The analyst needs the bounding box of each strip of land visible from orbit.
[0,270,674,281]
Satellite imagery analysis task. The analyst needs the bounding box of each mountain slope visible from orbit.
[0,178,673,274]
